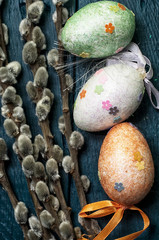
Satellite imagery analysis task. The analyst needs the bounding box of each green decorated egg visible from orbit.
[61,1,135,58]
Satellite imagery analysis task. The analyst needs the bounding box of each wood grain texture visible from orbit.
[0,0,159,239]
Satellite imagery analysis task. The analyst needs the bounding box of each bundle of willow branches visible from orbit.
[0,0,100,239]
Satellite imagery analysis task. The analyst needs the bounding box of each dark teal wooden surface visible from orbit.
[0,0,159,239]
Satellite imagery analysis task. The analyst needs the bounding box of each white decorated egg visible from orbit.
[73,63,145,132]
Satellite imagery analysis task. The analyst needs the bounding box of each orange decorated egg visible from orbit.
[98,122,154,206]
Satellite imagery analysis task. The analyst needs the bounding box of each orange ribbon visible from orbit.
[79,200,150,240]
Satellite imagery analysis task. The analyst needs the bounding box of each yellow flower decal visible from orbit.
[79,52,90,58]
[109,5,119,13]
[135,161,145,171]
[134,151,142,162]
[98,171,101,181]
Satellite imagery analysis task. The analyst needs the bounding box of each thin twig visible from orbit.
[0,160,29,240]
[54,4,100,238]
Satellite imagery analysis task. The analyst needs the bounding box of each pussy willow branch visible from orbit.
[0,9,52,240]
[0,160,29,240]
[25,0,75,237]
[0,12,30,240]
[54,4,100,237]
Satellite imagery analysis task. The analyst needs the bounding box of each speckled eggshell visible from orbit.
[73,63,145,132]
[98,122,154,206]
[61,1,135,58]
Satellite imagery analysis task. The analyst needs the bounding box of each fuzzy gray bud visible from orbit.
[40,210,55,229]
[0,0,3,6]
[22,155,35,178]
[52,145,63,163]
[42,88,54,105]
[32,144,39,161]
[50,195,59,212]
[28,1,44,24]
[1,105,10,118]
[20,124,32,138]
[58,116,65,134]
[0,138,9,161]
[3,119,19,137]
[81,175,90,193]
[48,181,55,194]
[32,26,46,50]
[23,41,38,64]
[74,227,82,239]
[52,8,69,25]
[13,141,19,154]
[69,131,84,150]
[34,162,45,179]
[62,8,68,24]
[35,181,49,202]
[7,61,21,77]
[19,18,31,38]
[2,86,16,105]
[58,210,67,223]
[65,74,73,92]
[17,135,33,157]
[28,216,42,238]
[62,156,74,173]
[13,107,26,123]
[34,67,48,88]
[52,11,57,23]
[47,49,59,67]
[27,229,40,240]
[36,96,51,121]
[0,85,3,96]
[26,81,37,100]
[35,55,46,68]
[0,47,6,62]
[46,158,60,182]
[52,0,69,5]
[14,95,23,107]
[59,221,72,240]
[34,134,46,155]
[0,67,16,84]
[14,202,28,224]
[2,24,9,45]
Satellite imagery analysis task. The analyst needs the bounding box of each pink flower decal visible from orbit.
[95,69,108,84]
[102,100,112,110]
[115,47,124,54]
[95,69,104,76]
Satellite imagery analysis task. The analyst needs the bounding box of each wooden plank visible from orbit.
[0,0,159,239]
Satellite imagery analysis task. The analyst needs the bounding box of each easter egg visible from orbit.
[61,1,135,58]
[98,122,154,206]
[73,63,145,132]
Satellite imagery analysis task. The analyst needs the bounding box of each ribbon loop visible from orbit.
[144,78,159,109]
[79,200,150,240]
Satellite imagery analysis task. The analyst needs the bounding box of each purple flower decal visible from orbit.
[109,106,119,116]
[114,182,124,192]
